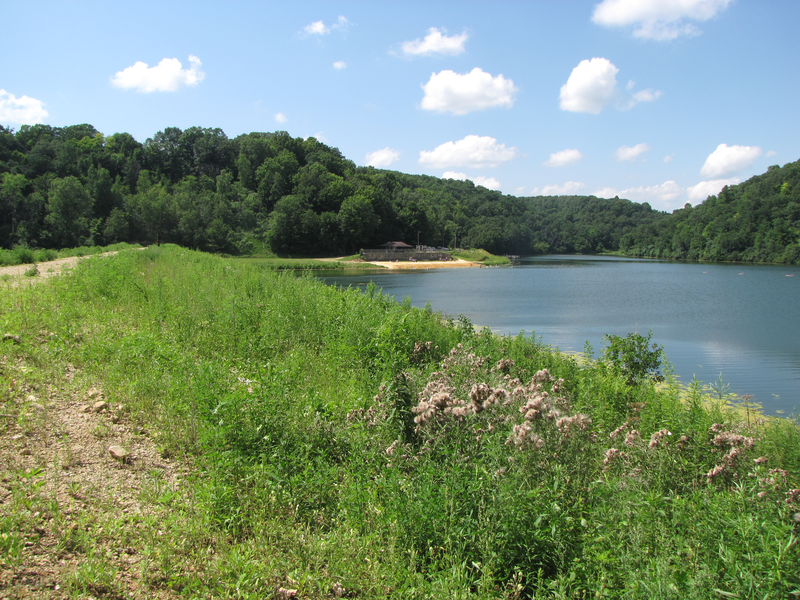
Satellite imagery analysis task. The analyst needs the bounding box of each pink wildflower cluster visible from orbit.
[706,428,757,484]
[493,358,515,374]
[711,431,755,449]
[648,429,672,449]
[603,447,623,472]
[411,370,511,431]
[609,422,642,447]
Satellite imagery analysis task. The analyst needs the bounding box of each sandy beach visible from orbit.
[362,258,480,270]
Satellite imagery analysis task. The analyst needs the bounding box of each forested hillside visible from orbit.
[620,161,800,264]
[0,123,664,256]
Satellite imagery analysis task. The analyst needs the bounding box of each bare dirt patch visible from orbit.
[0,354,184,599]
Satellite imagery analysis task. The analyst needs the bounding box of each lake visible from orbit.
[319,255,800,416]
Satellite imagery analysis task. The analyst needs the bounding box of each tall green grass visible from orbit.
[1,244,798,598]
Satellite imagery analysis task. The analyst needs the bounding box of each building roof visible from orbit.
[378,241,413,249]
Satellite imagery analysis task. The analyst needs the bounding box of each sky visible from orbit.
[2,0,799,212]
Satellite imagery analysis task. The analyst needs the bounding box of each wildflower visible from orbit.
[507,422,545,449]
[757,491,768,498]
[711,432,755,448]
[754,456,768,465]
[469,383,492,412]
[556,413,591,437]
[603,448,623,472]
[385,440,398,456]
[609,422,629,439]
[707,464,726,481]
[648,429,672,449]
[494,358,515,373]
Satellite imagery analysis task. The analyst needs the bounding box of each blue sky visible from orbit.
[2,0,798,212]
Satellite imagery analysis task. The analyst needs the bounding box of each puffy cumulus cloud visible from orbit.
[544,148,583,167]
[419,135,517,168]
[533,181,587,196]
[595,180,683,210]
[559,58,618,114]
[0,89,48,125]
[365,147,400,168]
[402,27,468,56]
[442,171,501,190]
[421,68,517,115]
[274,113,288,124]
[687,178,740,202]
[333,61,347,70]
[616,143,649,161]
[111,55,205,93]
[700,143,762,178]
[592,0,733,41]
[302,16,348,36]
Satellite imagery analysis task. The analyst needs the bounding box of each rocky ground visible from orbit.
[0,349,185,599]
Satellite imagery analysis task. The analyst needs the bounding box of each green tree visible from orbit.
[45,176,94,247]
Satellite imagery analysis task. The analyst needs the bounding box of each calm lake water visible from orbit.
[319,255,800,416]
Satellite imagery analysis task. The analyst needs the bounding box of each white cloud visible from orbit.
[274,113,288,124]
[592,0,733,41]
[533,181,587,196]
[766,150,777,157]
[621,87,662,109]
[700,143,762,178]
[365,147,400,168]
[419,135,517,168]
[401,27,468,56]
[304,20,328,35]
[559,58,618,114]
[0,89,48,125]
[302,16,348,36]
[687,178,740,202]
[616,143,649,161]
[442,171,501,190]
[664,154,674,163]
[595,180,683,210]
[472,176,501,190]
[544,148,583,167]
[111,55,205,93]
[333,61,347,70]
[421,68,517,115]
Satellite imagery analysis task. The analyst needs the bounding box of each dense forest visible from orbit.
[0,123,663,256]
[619,161,800,264]
[1,123,798,263]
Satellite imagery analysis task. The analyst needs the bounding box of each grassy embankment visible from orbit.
[0,243,141,268]
[1,245,798,598]
[451,249,511,266]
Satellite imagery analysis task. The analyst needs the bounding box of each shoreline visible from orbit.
[361,257,481,270]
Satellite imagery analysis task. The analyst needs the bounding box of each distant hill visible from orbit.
[6,123,796,263]
[619,160,800,264]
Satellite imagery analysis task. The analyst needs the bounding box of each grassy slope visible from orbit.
[1,245,798,598]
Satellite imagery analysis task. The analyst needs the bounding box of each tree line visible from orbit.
[619,161,800,264]
[1,122,796,263]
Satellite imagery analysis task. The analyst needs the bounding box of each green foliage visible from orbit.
[621,161,800,264]
[602,331,664,385]
[1,122,669,258]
